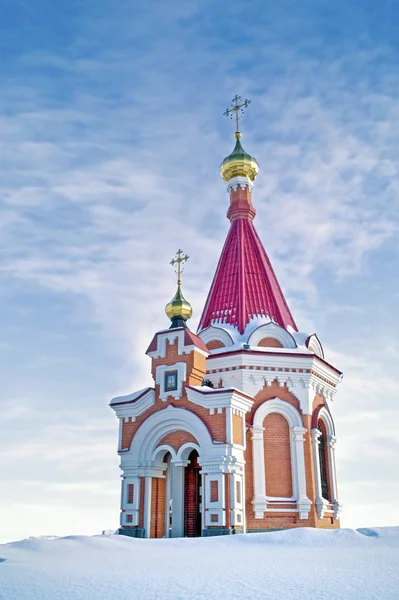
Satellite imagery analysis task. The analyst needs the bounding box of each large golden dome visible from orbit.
[220,133,259,183]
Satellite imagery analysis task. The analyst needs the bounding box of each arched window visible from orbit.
[318,419,330,501]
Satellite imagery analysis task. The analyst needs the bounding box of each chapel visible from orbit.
[110,96,342,537]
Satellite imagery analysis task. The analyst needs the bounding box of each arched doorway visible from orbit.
[184,449,202,537]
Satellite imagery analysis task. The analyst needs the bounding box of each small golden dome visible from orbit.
[219,133,259,183]
[165,284,193,325]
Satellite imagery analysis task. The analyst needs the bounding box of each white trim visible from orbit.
[176,442,201,462]
[306,334,324,359]
[111,388,155,420]
[152,445,177,466]
[156,362,187,401]
[248,322,297,349]
[144,476,152,538]
[186,386,253,414]
[204,351,341,414]
[227,175,254,193]
[251,398,311,520]
[311,428,326,518]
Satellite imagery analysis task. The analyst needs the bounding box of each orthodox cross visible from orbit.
[170,249,189,285]
[223,95,251,133]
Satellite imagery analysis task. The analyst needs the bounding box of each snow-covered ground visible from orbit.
[1,527,398,600]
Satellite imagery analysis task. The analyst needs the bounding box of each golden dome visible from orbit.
[219,133,259,183]
[165,284,193,325]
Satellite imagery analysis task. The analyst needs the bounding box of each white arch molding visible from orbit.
[127,405,214,466]
[248,322,297,348]
[311,406,340,518]
[251,398,311,519]
[197,325,234,349]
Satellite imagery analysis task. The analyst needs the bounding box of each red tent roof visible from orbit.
[198,218,297,334]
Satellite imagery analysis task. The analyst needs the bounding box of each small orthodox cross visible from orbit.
[223,94,251,133]
[170,249,189,285]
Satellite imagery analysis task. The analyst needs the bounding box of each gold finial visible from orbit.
[170,249,189,286]
[220,95,259,183]
[165,249,193,328]
[223,94,251,138]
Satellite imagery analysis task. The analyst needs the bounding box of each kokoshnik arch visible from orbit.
[110,96,342,537]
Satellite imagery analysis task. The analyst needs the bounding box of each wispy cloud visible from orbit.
[0,0,398,540]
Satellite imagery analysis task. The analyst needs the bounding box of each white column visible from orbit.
[292,426,311,519]
[328,434,340,518]
[251,425,267,518]
[165,459,172,538]
[170,462,185,537]
[119,478,124,526]
[311,428,326,518]
[144,476,152,538]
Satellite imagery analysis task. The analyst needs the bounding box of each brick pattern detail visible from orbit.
[232,413,243,445]
[258,337,283,348]
[184,451,201,537]
[158,431,198,453]
[122,420,136,450]
[263,413,293,497]
[151,339,206,388]
[150,477,166,538]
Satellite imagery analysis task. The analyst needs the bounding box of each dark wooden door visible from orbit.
[184,450,202,537]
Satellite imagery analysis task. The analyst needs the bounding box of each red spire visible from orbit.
[198,217,297,334]
[198,169,297,335]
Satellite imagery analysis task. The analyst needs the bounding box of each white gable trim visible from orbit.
[248,322,297,349]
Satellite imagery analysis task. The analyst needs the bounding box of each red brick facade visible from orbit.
[115,328,340,537]
[263,413,292,497]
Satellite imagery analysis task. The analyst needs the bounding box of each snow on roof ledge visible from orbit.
[110,387,153,406]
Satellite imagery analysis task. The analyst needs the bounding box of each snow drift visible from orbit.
[1,527,398,600]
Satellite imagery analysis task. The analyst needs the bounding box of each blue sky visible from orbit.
[1,0,399,542]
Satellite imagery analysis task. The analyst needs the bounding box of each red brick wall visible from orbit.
[210,480,218,502]
[264,413,293,497]
[151,339,206,387]
[258,338,283,348]
[158,431,198,452]
[207,340,225,350]
[150,477,166,538]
